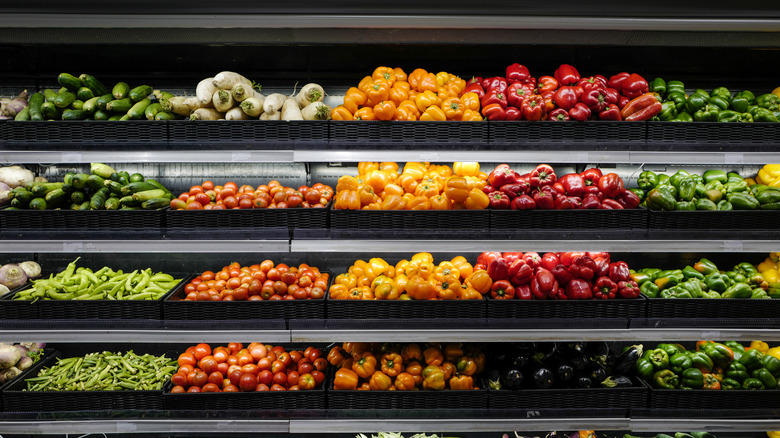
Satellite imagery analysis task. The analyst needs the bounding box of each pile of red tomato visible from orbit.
[169,180,334,210]
[170,343,328,393]
[182,261,329,301]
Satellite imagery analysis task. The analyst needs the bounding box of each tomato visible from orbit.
[289,285,306,300]
[272,371,287,387]
[280,271,297,285]
[170,199,187,210]
[192,372,208,387]
[249,344,268,361]
[217,362,229,376]
[237,352,254,366]
[241,363,259,375]
[239,373,258,392]
[186,201,203,210]
[224,182,239,192]
[179,364,194,376]
[257,357,272,371]
[310,287,325,300]
[213,348,229,363]
[239,198,253,209]
[256,383,270,391]
[304,347,322,362]
[273,281,288,294]
[248,279,262,296]
[228,369,243,386]
[305,189,321,205]
[266,268,281,281]
[276,351,292,367]
[271,360,286,374]
[270,383,286,391]
[189,185,204,195]
[232,287,248,301]
[178,352,197,367]
[201,271,215,282]
[289,351,303,364]
[202,180,215,191]
[287,193,303,208]
[298,276,313,288]
[208,372,224,385]
[311,370,325,387]
[178,193,190,201]
[223,384,239,392]
[313,357,328,372]
[171,372,187,387]
[298,373,316,390]
[220,196,237,209]
[199,356,218,374]
[194,193,211,206]
[187,386,202,393]
[239,184,254,193]
[212,204,226,210]
[227,343,243,355]
[287,370,300,386]
[171,385,185,393]
[297,360,314,375]
[269,294,282,301]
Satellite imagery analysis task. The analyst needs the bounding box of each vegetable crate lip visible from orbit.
[166,119,329,147]
[640,378,780,410]
[329,208,490,230]
[162,383,326,410]
[486,381,648,411]
[644,294,780,319]
[486,295,646,319]
[490,208,648,230]
[162,273,327,321]
[0,206,166,230]
[327,384,488,410]
[165,202,330,230]
[647,209,780,231]
[325,294,487,319]
[644,121,780,149]
[0,348,56,412]
[488,120,645,149]
[327,120,486,146]
[0,285,40,320]
[1,349,168,412]
[0,120,168,148]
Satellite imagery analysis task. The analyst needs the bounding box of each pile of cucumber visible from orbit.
[20,73,180,121]
[6,163,173,211]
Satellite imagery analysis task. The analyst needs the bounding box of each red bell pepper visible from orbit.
[481,103,506,121]
[615,189,640,209]
[587,252,610,262]
[580,168,602,187]
[569,255,597,281]
[578,75,607,91]
[482,185,496,195]
[552,182,567,196]
[490,279,515,299]
[488,191,510,209]
[506,63,531,85]
[593,276,617,300]
[551,264,573,287]
[504,105,522,121]
[481,89,507,109]
[516,284,532,300]
[482,76,508,94]
[556,288,568,300]
[500,183,529,199]
[559,173,585,197]
[607,72,631,91]
[599,103,622,121]
[541,253,560,271]
[488,164,519,188]
[581,87,609,112]
[537,75,558,93]
[522,252,541,270]
[553,86,581,110]
[502,252,523,263]
[566,279,593,300]
[618,95,630,109]
[582,194,601,209]
[539,184,557,197]
[569,102,591,121]
[466,76,483,86]
[559,251,584,267]
[477,251,502,268]
[487,257,509,281]
[540,90,556,113]
[461,83,485,99]
[524,76,538,89]
[583,186,602,197]
[520,95,545,121]
[530,164,557,188]
[548,108,570,121]
[608,261,631,283]
[553,64,581,86]
[601,199,624,209]
[554,196,578,209]
[620,93,662,121]
[531,268,558,299]
[506,82,534,108]
[593,256,611,278]
[621,73,649,99]
[617,280,640,299]
[508,259,534,286]
[603,87,620,104]
[532,191,555,210]
[597,173,624,198]
[511,195,536,210]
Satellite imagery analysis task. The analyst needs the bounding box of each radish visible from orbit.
[301,101,332,121]
[195,77,217,107]
[212,71,252,90]
[260,111,281,121]
[295,83,325,108]
[225,107,249,120]
[162,96,192,116]
[263,93,287,115]
[231,83,259,103]
[281,98,304,121]
[190,108,223,121]
[184,96,204,111]
[212,90,234,113]
[240,95,266,117]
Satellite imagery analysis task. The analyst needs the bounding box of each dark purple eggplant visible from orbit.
[586,341,610,366]
[563,342,586,353]
[531,342,558,364]
[555,363,575,382]
[502,368,524,390]
[531,367,555,389]
[560,348,589,371]
[601,375,634,388]
[575,376,593,388]
[588,362,607,382]
[508,351,530,370]
[613,344,643,375]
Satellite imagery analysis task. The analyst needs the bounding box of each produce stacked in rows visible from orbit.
[650,79,780,122]
[329,253,484,300]
[4,163,173,211]
[170,180,333,210]
[24,350,176,391]
[164,72,331,121]
[12,258,181,301]
[484,164,637,210]
[334,162,490,210]
[181,261,328,301]
[638,168,778,211]
[329,342,484,390]
[633,257,771,299]
[0,261,42,295]
[170,343,327,392]
[475,251,640,300]
[485,342,641,390]
[0,343,45,384]
[638,340,780,390]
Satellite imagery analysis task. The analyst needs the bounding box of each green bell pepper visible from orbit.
[695,198,717,211]
[654,270,684,290]
[694,89,710,98]
[702,189,723,203]
[756,188,780,204]
[670,352,693,374]
[735,262,758,276]
[629,188,645,199]
[672,111,693,122]
[729,94,751,113]
[656,343,685,357]
[652,369,679,389]
[646,188,677,211]
[637,171,659,191]
[756,93,780,110]
[640,281,660,298]
[669,170,691,188]
[760,202,780,210]
[749,105,779,122]
[635,357,656,380]
[704,273,728,292]
[708,95,730,111]
[657,101,678,121]
[721,377,741,390]
[752,289,770,299]
[702,291,722,299]
[648,348,670,369]
[679,280,703,298]
[722,282,753,299]
[690,351,714,372]
[753,368,777,389]
[735,90,755,104]
[682,265,705,280]
[727,192,760,210]
[685,92,709,114]
[762,355,780,377]
[703,342,735,368]
[675,201,696,211]
[727,172,744,183]
[724,180,749,193]
[742,377,765,390]
[702,169,728,184]
[681,368,704,389]
[737,348,764,370]
[677,178,696,202]
[717,200,733,210]
[724,341,745,353]
[666,80,685,95]
[717,109,753,123]
[694,104,720,122]
[660,287,692,299]
[725,361,749,382]
[693,258,719,275]
[649,77,667,97]
[711,86,731,100]
[704,180,726,194]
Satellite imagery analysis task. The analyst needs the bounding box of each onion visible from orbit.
[0,264,26,289]
[0,165,34,189]
[0,344,22,370]
[19,261,41,279]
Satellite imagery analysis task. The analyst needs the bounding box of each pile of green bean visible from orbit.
[24,350,177,392]
[13,258,181,301]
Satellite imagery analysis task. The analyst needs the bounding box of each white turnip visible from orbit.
[19,261,41,279]
[0,182,10,192]
[161,96,192,116]
[231,83,259,103]
[0,367,21,383]
[184,97,204,111]
[240,95,266,117]
[263,93,287,115]
[195,77,217,107]
[190,108,223,121]
[212,71,252,90]
[0,284,9,296]
[225,107,249,120]
[0,344,22,370]
[301,101,332,120]
[260,111,281,121]
[0,264,27,289]
[281,98,304,121]
[212,90,234,112]
[15,355,32,371]
[0,165,34,189]
[295,83,325,108]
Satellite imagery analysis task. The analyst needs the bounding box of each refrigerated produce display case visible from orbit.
[1,1,780,436]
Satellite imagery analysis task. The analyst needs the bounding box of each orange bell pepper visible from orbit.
[407,68,428,91]
[393,106,417,121]
[373,100,396,121]
[440,361,456,379]
[444,176,469,203]
[474,352,486,374]
[422,365,446,390]
[441,97,464,121]
[380,194,407,210]
[368,259,392,279]
[461,109,484,121]
[343,287,363,300]
[327,346,349,367]
[414,182,439,198]
[456,356,477,376]
[412,252,434,264]
[395,273,408,293]
[334,190,360,210]
[357,184,377,206]
[389,85,409,106]
[460,287,483,300]
[397,174,419,193]
[337,175,360,192]
[464,188,490,210]
[343,87,367,113]
[403,163,426,180]
[394,372,416,390]
[418,73,439,92]
[443,343,464,362]
[415,90,439,112]
[404,275,435,300]
[381,183,404,197]
[380,162,399,173]
[435,71,450,87]
[365,79,390,107]
[465,270,492,294]
[393,67,408,83]
[353,107,376,121]
[365,170,390,193]
[342,342,370,355]
[381,353,403,377]
[374,282,399,300]
[402,344,424,363]
[460,92,481,112]
[358,162,379,174]
[406,360,424,385]
[331,105,353,121]
[433,263,461,283]
[420,105,446,121]
[436,279,462,300]
[329,284,349,299]
[453,162,480,177]
[352,352,377,378]
[372,66,397,86]
[357,76,374,94]
[449,373,474,390]
[429,195,451,210]
[368,370,393,390]
[334,368,359,390]
[335,273,358,288]
[407,196,431,210]
[451,256,473,279]
[423,345,444,366]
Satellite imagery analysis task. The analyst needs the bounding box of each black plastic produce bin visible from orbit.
[166,120,328,148]
[0,285,41,319]
[0,207,165,230]
[0,120,168,149]
[163,384,326,410]
[326,294,487,319]
[489,120,645,149]
[328,385,488,410]
[645,296,780,319]
[645,121,780,151]
[165,204,330,230]
[490,208,648,230]
[645,381,780,410]
[487,381,647,411]
[486,295,645,319]
[647,209,780,231]
[0,348,56,412]
[330,208,490,230]
[327,120,486,148]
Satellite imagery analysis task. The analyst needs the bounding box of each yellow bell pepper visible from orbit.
[750,340,769,355]
[773,86,780,98]
[758,257,778,273]
[767,431,780,438]
[762,268,779,283]
[744,177,757,186]
[415,90,439,112]
[420,105,447,121]
[768,346,780,361]
[453,162,480,177]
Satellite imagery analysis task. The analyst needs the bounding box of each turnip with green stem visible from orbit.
[295,83,325,108]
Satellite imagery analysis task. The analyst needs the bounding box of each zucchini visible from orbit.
[93,110,110,120]
[120,206,141,210]
[9,197,26,208]
[63,172,75,185]
[85,174,106,192]
[112,82,130,100]
[104,197,120,210]
[57,73,82,92]
[78,200,91,211]
[14,106,30,121]
[90,187,110,210]
[81,96,100,114]
[71,173,90,190]
[153,90,175,101]
[76,87,95,101]
[141,198,170,210]
[54,90,76,109]
[71,100,84,110]
[144,102,162,120]
[108,172,121,182]
[106,98,132,113]
[129,173,145,183]
[29,198,47,210]
[129,85,153,102]
[154,111,176,121]
[132,189,166,202]
[95,94,114,110]
[60,183,74,194]
[79,74,109,96]
[11,188,34,205]
[119,114,131,121]
[104,180,124,196]
[118,171,130,185]
[119,195,140,207]
[107,114,123,121]
[144,179,172,197]
[27,92,45,121]
[41,101,61,120]
[43,88,58,103]
[70,190,86,204]
[121,181,157,195]
[62,109,91,120]
[31,182,63,198]
[90,163,117,179]
[44,188,67,206]
[69,201,81,210]
[127,98,151,119]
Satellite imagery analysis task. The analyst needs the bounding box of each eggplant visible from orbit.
[613,344,643,375]
[587,362,607,382]
[531,342,558,364]
[486,368,502,390]
[560,348,589,371]
[502,368,524,390]
[507,351,530,370]
[530,367,554,389]
[555,362,575,382]
[601,375,634,388]
[586,341,610,365]
[562,342,586,353]
[575,376,593,388]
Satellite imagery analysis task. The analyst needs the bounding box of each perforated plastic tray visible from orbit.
[0,120,168,148]
[491,208,648,230]
[167,120,328,148]
[489,120,645,149]
[328,121,486,147]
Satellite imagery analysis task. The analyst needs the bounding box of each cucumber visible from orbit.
[93,110,110,120]
[78,200,91,211]
[27,92,45,121]
[31,182,63,198]
[141,198,170,210]
[90,163,117,179]
[144,179,172,197]
[29,198,47,210]
[120,206,141,210]
[14,106,30,121]
[79,74,109,96]
[119,114,131,121]
[60,183,74,194]
[11,188,34,205]
[71,100,84,110]
[154,111,176,121]
[127,98,151,119]
[132,189,166,202]
[9,197,26,208]
[95,94,114,110]
[42,89,58,103]
[121,182,157,195]
[71,173,90,190]
[129,173,145,183]
[112,82,130,100]
[144,102,162,120]
[69,202,81,211]
[63,172,75,185]
[41,101,61,120]
[54,90,76,109]
[44,188,67,206]
[70,190,86,204]
[57,73,82,92]
[107,114,123,121]
[104,197,120,210]
[104,180,124,196]
[118,171,130,185]
[81,96,100,114]
[86,174,106,192]
[106,98,132,113]
[76,87,95,101]
[90,187,110,210]
[119,195,141,207]
[128,85,153,102]
[62,109,91,120]
[153,90,175,101]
